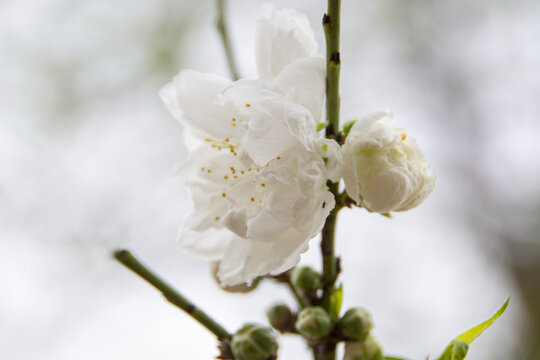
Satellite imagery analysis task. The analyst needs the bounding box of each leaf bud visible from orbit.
[291,266,321,291]
[295,306,332,340]
[340,307,373,341]
[231,323,278,360]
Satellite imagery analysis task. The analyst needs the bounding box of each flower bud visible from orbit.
[343,336,383,360]
[231,323,278,360]
[342,111,435,213]
[291,266,321,292]
[340,307,373,341]
[266,303,294,333]
[295,306,332,340]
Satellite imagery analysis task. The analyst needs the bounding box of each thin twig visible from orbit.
[114,249,231,340]
[216,0,240,80]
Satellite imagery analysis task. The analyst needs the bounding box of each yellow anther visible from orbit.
[250,197,255,202]
[201,167,205,171]
[215,216,220,220]
[401,133,407,140]
[233,175,238,179]
[245,104,251,107]
[261,184,266,187]
[205,138,238,150]
[277,157,281,160]
[222,193,226,197]
[240,170,245,174]
[224,176,229,179]
[231,123,237,127]
[207,169,211,173]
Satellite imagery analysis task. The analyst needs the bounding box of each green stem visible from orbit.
[324,0,342,139]
[114,249,231,340]
[320,1,342,359]
[287,279,310,308]
[321,182,343,310]
[216,0,240,80]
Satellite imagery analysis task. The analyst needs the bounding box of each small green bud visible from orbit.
[343,335,383,360]
[291,266,321,291]
[266,304,294,333]
[340,307,374,341]
[295,306,332,340]
[231,323,278,360]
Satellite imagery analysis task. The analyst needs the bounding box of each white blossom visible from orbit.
[160,5,337,285]
[342,111,435,213]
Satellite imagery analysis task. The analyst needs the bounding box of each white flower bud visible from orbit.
[343,335,383,360]
[342,111,435,213]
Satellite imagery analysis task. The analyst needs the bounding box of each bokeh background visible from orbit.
[1,0,539,359]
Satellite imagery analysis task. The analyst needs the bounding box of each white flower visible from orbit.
[342,111,435,213]
[160,5,337,285]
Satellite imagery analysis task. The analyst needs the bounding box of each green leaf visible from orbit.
[455,296,510,344]
[329,283,343,319]
[342,119,357,137]
[317,122,329,132]
[436,296,509,360]
[437,340,469,360]
[385,357,414,360]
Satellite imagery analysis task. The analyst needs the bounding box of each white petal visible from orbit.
[316,139,344,183]
[361,168,412,213]
[222,207,249,237]
[222,80,316,165]
[178,183,232,260]
[246,189,297,242]
[216,234,310,286]
[343,146,360,202]
[274,56,325,122]
[160,70,244,140]
[255,4,317,80]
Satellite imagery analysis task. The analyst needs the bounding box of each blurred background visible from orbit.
[1,0,539,359]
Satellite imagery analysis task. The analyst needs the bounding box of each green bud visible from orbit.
[343,335,383,360]
[231,323,278,360]
[340,307,373,341]
[266,304,294,333]
[291,266,321,291]
[295,306,332,340]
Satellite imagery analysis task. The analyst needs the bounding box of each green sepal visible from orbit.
[317,122,329,132]
[380,212,392,218]
[436,296,509,360]
[343,119,357,137]
[329,283,343,319]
